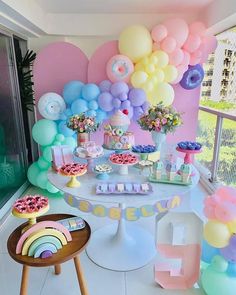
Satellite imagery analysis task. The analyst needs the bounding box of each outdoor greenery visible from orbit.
[200,99,236,110]
[196,100,236,186]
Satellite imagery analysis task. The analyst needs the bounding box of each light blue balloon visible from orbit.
[63,81,84,105]
[87,110,96,117]
[202,240,220,264]
[64,108,73,116]
[32,119,58,146]
[81,84,100,101]
[88,100,98,110]
[71,99,88,115]
[96,109,107,123]
[58,121,75,137]
[227,262,236,277]
[59,112,67,120]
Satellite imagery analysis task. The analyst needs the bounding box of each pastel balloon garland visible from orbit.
[201,186,236,295]
[28,80,149,194]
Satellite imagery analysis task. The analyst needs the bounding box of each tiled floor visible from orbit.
[0,184,207,295]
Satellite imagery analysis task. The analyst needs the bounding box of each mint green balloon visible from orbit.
[38,156,51,170]
[55,134,65,142]
[42,146,52,162]
[32,119,58,146]
[62,136,76,150]
[46,182,59,193]
[201,265,236,295]
[27,162,40,186]
[36,171,48,189]
[52,141,61,146]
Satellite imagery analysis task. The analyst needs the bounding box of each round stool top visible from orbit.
[7,214,91,267]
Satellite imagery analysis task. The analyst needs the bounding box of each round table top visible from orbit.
[48,158,200,205]
[7,214,91,267]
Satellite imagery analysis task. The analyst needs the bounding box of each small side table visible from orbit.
[7,214,91,295]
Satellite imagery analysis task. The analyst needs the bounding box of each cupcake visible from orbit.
[154,160,163,180]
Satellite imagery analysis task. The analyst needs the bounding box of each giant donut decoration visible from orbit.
[180,64,204,90]
[106,54,134,83]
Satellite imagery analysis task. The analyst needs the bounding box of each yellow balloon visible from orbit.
[134,63,144,71]
[204,220,231,248]
[164,65,178,83]
[141,56,149,66]
[147,82,174,106]
[119,25,153,62]
[145,64,155,74]
[131,71,148,87]
[143,80,154,92]
[150,56,158,65]
[227,219,236,234]
[151,50,169,68]
[153,69,165,83]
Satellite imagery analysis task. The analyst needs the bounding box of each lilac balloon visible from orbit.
[98,92,113,112]
[220,236,236,263]
[142,101,150,112]
[133,106,144,120]
[129,88,146,107]
[112,98,121,109]
[121,100,131,109]
[99,80,112,92]
[110,82,129,97]
[119,92,128,101]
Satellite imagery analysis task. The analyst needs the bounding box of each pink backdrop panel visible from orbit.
[33,42,89,118]
[87,40,119,83]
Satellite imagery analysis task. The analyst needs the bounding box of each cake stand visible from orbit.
[74,154,104,174]
[176,147,202,176]
[110,160,138,175]
[60,169,87,188]
[176,147,202,164]
[94,165,112,180]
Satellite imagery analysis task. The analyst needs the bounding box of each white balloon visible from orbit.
[38,92,66,120]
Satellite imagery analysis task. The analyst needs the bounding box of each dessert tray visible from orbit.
[148,174,192,186]
[96,182,153,194]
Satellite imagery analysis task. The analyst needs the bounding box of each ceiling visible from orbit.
[35,0,215,14]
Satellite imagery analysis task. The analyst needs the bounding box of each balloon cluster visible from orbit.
[106,19,217,107]
[201,186,236,295]
[98,80,149,120]
[151,19,217,84]
[28,80,148,194]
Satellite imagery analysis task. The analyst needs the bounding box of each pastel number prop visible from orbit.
[106,54,134,83]
[155,212,203,289]
[180,64,204,90]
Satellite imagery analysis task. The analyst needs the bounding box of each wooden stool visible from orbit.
[7,213,91,295]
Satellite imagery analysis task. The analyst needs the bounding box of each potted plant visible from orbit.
[138,103,182,151]
[67,113,99,146]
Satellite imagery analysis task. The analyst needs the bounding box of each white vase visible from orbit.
[151,131,166,151]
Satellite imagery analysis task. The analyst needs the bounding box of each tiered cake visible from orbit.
[103,110,134,150]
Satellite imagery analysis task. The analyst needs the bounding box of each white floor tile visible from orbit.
[0,253,49,295]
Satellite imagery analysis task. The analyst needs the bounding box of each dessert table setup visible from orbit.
[48,109,201,272]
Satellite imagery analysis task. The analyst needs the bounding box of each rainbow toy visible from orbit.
[16,220,72,258]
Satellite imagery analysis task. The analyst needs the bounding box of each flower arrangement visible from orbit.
[67,113,99,133]
[138,103,182,134]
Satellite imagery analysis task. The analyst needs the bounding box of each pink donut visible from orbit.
[106,54,134,83]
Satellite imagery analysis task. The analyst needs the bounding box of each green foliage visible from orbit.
[200,99,236,111]
[197,110,236,186]
[15,49,36,111]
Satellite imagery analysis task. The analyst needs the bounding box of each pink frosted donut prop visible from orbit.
[109,153,138,165]
[13,195,49,214]
[106,54,134,83]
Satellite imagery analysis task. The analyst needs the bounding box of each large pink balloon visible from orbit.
[151,24,168,42]
[190,50,202,66]
[182,50,191,67]
[163,18,189,47]
[152,42,161,51]
[183,34,201,53]
[161,36,177,53]
[189,22,206,35]
[169,48,184,66]
[202,35,218,54]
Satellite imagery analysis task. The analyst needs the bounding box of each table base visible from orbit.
[86,223,156,271]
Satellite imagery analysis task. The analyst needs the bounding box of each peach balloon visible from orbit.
[169,48,184,66]
[163,18,189,47]
[161,36,177,53]
[151,24,168,43]
[183,34,201,53]
[152,42,161,51]
[189,50,202,66]
[202,35,218,54]
[182,51,191,67]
